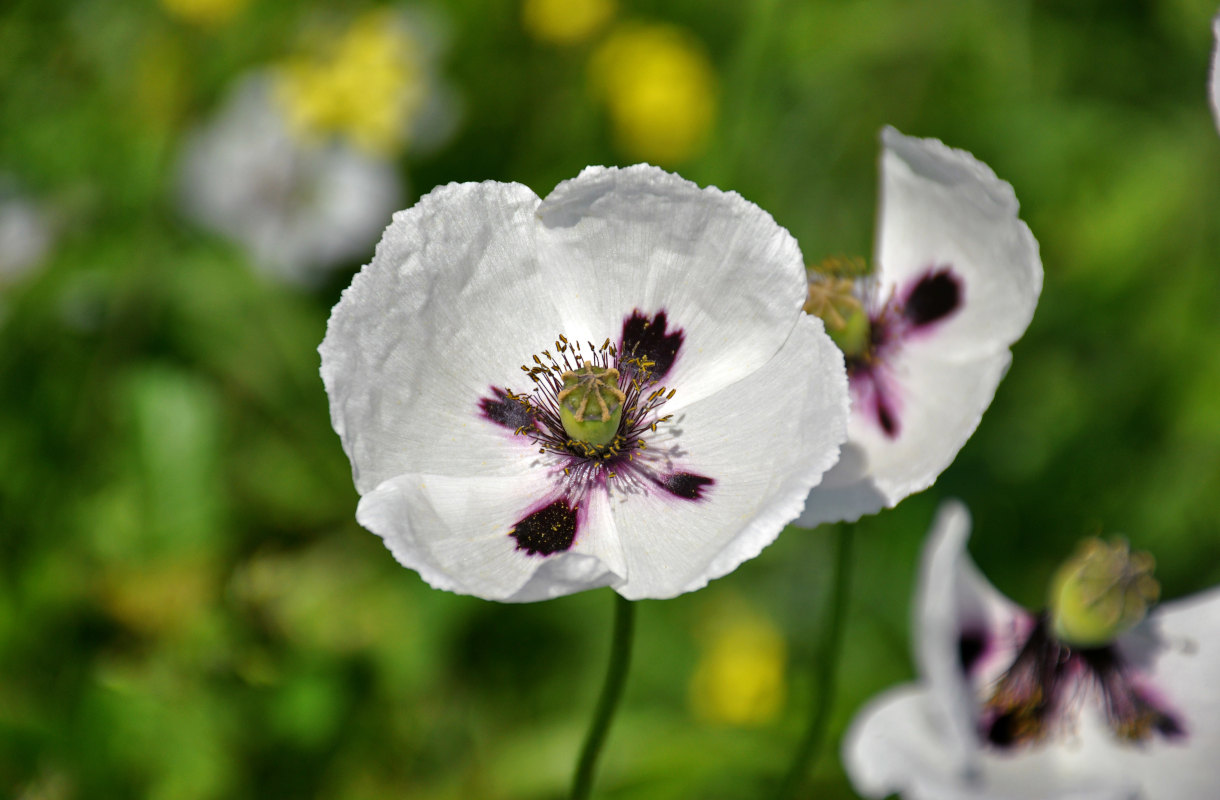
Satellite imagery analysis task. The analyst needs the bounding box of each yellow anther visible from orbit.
[803,274,863,332]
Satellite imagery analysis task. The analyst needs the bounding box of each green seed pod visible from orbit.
[557,364,625,448]
[1050,538,1160,648]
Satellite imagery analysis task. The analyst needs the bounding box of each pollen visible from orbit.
[804,274,862,332]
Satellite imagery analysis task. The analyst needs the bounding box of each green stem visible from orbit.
[776,524,854,799]
[705,0,781,186]
[570,592,636,800]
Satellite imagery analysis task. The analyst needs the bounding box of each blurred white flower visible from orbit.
[320,165,849,601]
[0,179,53,283]
[845,501,1220,800]
[1211,11,1219,132]
[177,73,402,285]
[798,128,1042,527]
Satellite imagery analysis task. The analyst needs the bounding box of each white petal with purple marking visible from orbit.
[608,316,846,599]
[1105,586,1220,799]
[535,165,809,409]
[799,347,1012,526]
[875,128,1041,360]
[356,470,625,602]
[912,501,1025,769]
[844,501,1220,800]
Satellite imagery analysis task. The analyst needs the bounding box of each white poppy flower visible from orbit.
[797,129,1042,527]
[844,501,1220,800]
[177,73,402,285]
[320,166,850,601]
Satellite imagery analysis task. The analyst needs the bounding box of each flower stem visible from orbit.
[570,592,636,800]
[776,523,854,799]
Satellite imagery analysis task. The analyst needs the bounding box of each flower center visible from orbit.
[508,335,674,469]
[979,538,1179,749]
[804,257,874,361]
[557,364,625,447]
[1050,538,1159,647]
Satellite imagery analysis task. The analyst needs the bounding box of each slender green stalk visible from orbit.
[570,592,636,800]
[704,0,781,186]
[776,524,854,799]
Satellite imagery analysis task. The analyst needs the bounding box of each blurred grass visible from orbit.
[2,0,1220,798]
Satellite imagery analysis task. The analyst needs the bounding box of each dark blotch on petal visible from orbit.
[621,310,683,380]
[985,712,1019,748]
[1155,712,1185,739]
[480,387,535,431]
[876,393,899,438]
[903,268,961,327]
[958,630,987,676]
[1080,646,1187,743]
[510,500,577,556]
[658,472,714,501]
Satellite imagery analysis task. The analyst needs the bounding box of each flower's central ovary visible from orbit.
[506,335,675,480]
[979,541,1179,750]
[1050,538,1159,647]
[803,264,876,364]
[557,365,625,447]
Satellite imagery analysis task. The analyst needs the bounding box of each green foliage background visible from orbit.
[2,0,1219,798]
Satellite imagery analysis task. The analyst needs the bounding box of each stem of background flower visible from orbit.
[705,0,780,186]
[775,523,854,799]
[570,592,636,800]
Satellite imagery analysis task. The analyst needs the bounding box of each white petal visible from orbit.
[844,686,982,800]
[605,316,848,599]
[914,501,1027,768]
[799,345,1013,526]
[875,127,1042,362]
[1212,12,1220,133]
[534,164,808,408]
[1099,587,1220,799]
[321,180,567,494]
[793,442,889,527]
[356,471,624,602]
[844,685,1140,800]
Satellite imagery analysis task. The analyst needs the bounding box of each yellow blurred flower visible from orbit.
[689,606,787,727]
[590,22,717,166]
[275,8,426,156]
[522,0,615,46]
[160,0,250,28]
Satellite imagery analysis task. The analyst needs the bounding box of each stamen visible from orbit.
[809,254,869,278]
[803,275,861,331]
[804,265,871,360]
[980,541,1180,751]
[498,335,678,488]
